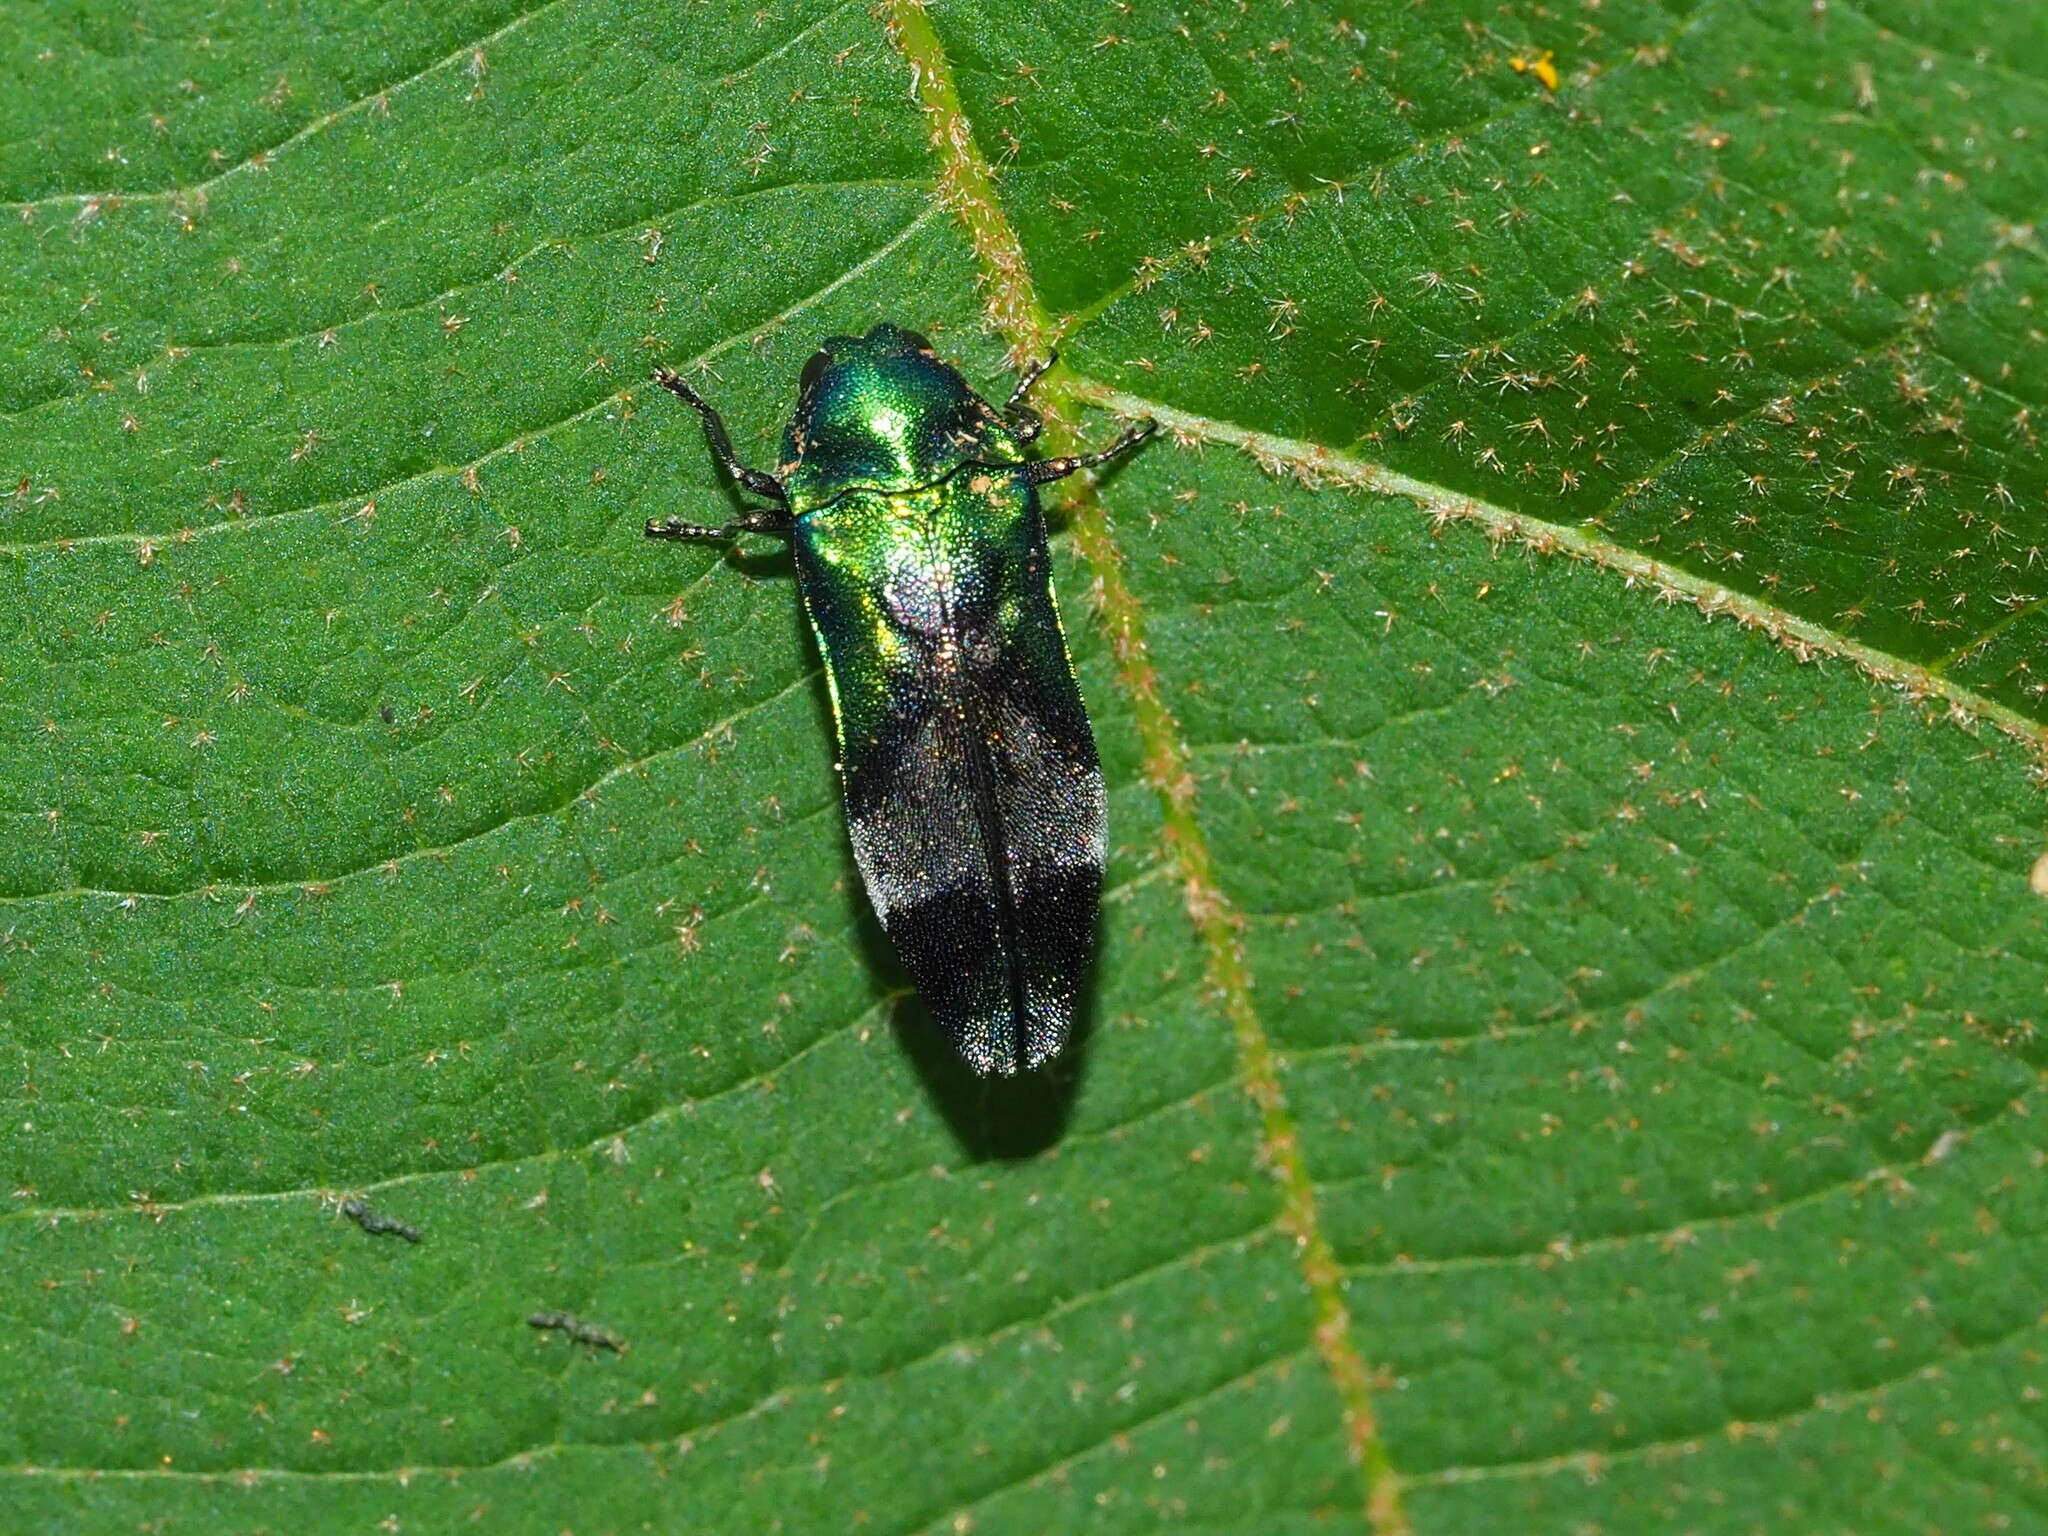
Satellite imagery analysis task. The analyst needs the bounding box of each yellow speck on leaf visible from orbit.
[1510,49,1560,91]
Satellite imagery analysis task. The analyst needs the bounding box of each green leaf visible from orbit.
[3,1,2045,1531]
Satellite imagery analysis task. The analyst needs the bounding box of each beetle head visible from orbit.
[779,323,1016,510]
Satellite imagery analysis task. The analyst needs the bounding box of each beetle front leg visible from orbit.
[1006,351,1057,411]
[1003,351,1057,444]
[651,367,790,503]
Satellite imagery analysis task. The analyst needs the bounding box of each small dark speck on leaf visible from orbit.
[529,1310,627,1352]
[340,1197,421,1243]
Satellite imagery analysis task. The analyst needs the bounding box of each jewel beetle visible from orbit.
[645,323,1153,1075]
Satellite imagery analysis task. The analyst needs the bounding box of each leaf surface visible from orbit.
[3,1,2045,1531]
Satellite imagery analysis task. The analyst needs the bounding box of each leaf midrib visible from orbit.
[878,4,1411,1531]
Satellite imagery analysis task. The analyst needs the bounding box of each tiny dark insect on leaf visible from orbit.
[339,1196,421,1243]
[528,1310,626,1352]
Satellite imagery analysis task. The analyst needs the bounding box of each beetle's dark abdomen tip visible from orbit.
[958,1009,1070,1078]
[954,1009,1071,1079]
[882,868,1097,1077]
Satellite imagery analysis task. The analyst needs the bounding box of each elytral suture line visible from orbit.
[877,4,1411,1532]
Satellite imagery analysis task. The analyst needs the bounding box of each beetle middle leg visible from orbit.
[1024,417,1158,484]
[645,506,793,543]
[651,367,788,503]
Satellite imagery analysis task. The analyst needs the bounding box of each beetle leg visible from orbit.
[644,506,795,543]
[1022,418,1158,484]
[1006,351,1057,411]
[651,367,789,503]
[1002,351,1057,443]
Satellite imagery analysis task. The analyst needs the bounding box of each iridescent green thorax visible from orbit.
[793,468,1047,752]
[778,323,1025,512]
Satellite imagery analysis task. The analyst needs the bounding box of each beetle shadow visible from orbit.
[719,538,797,582]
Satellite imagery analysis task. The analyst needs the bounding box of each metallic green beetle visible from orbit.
[646,324,1153,1075]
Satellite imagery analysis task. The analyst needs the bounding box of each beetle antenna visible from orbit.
[1002,352,1058,444]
